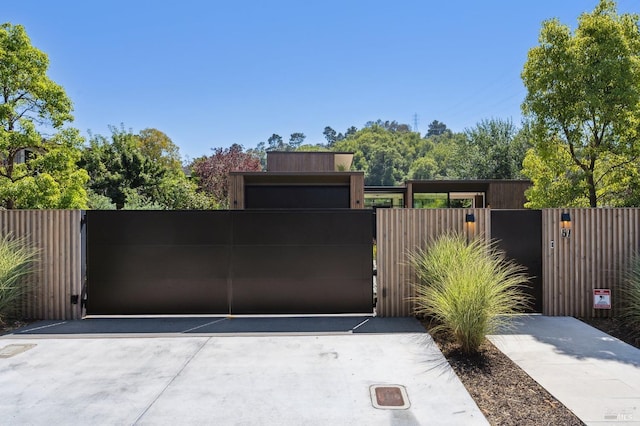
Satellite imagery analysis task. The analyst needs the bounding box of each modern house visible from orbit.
[229,152,365,209]
[365,180,531,209]
[229,151,531,210]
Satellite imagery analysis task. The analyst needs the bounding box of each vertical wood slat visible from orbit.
[376,209,489,317]
[228,174,244,209]
[542,208,640,317]
[0,210,83,320]
[266,152,336,172]
[350,174,364,209]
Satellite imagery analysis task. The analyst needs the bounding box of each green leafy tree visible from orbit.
[365,120,412,133]
[288,132,306,150]
[460,118,528,179]
[82,126,164,209]
[409,131,467,180]
[137,128,182,173]
[82,126,211,209]
[332,122,420,185]
[523,133,640,207]
[295,144,328,152]
[266,134,284,151]
[0,23,88,209]
[522,0,640,207]
[366,145,405,186]
[426,120,449,137]
[323,126,339,146]
[409,156,439,180]
[522,138,590,207]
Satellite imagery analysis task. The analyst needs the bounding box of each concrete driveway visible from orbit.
[0,317,487,425]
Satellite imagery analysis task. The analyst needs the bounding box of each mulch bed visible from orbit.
[425,324,584,426]
[424,317,640,426]
[579,316,640,349]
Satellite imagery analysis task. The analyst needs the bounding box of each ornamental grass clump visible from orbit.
[410,232,531,354]
[620,254,640,336]
[0,234,38,323]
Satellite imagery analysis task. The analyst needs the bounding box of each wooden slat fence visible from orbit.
[542,208,640,317]
[377,207,640,318]
[0,210,83,320]
[376,208,490,317]
[2,208,639,319]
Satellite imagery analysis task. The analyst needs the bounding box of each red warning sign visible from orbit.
[594,289,611,309]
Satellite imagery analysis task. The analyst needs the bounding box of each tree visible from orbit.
[323,126,338,146]
[266,134,284,151]
[191,144,262,207]
[460,118,527,179]
[81,126,165,209]
[412,131,467,179]
[288,132,306,150]
[522,1,640,207]
[366,145,404,186]
[426,120,448,137]
[81,126,211,210]
[137,128,182,173]
[332,124,413,185]
[522,131,640,207]
[0,23,88,209]
[409,156,439,180]
[365,120,412,133]
[521,139,590,208]
[323,125,357,147]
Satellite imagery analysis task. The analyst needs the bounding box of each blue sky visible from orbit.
[5,0,639,161]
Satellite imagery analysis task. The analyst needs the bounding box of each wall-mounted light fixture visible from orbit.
[464,213,476,242]
[561,212,571,238]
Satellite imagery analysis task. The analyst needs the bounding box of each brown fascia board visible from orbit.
[232,171,362,185]
[405,179,531,193]
[364,186,407,194]
[265,151,354,154]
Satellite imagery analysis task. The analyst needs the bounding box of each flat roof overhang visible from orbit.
[231,171,363,186]
[405,179,530,193]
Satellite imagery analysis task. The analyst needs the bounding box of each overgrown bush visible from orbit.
[410,232,531,354]
[0,234,38,323]
[620,254,640,335]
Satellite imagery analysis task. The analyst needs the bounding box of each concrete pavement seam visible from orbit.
[131,337,212,425]
[182,318,228,333]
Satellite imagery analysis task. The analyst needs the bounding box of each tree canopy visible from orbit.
[81,126,213,210]
[460,118,528,180]
[190,143,262,208]
[0,22,88,209]
[522,0,640,207]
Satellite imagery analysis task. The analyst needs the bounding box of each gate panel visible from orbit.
[491,210,543,313]
[86,210,373,315]
[231,210,373,314]
[86,211,232,315]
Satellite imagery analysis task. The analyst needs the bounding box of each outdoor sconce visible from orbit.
[465,213,476,242]
[561,212,571,238]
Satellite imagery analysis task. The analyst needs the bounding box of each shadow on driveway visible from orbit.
[8,316,426,336]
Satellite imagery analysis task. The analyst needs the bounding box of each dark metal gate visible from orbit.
[86,210,373,315]
[491,210,543,312]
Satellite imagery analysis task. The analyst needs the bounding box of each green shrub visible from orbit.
[410,232,531,354]
[620,254,640,334]
[0,234,38,323]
